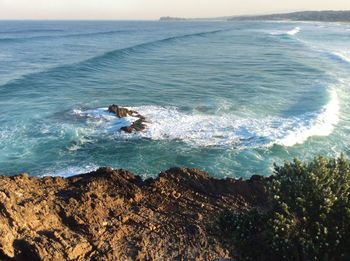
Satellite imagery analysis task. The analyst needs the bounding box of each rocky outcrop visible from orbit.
[0,168,268,260]
[108,105,146,133]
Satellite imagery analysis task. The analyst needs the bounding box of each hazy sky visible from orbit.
[0,0,349,20]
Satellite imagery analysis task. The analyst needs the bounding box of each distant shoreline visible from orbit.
[160,10,350,22]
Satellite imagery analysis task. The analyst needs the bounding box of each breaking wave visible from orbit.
[270,27,301,36]
[41,164,99,177]
[275,90,339,146]
[329,51,350,64]
[73,89,339,148]
[287,27,301,36]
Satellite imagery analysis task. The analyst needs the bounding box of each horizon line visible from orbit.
[1,9,349,21]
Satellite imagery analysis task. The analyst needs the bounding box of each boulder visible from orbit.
[108,104,134,118]
[108,104,146,133]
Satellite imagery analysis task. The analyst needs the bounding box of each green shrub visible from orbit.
[218,155,350,261]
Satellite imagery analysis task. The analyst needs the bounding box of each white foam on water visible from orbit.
[123,105,244,146]
[287,27,301,36]
[73,107,117,122]
[275,90,339,146]
[74,90,339,148]
[270,27,301,36]
[289,30,350,67]
[41,164,99,177]
[73,107,139,131]
[65,126,94,151]
[330,51,350,64]
[133,91,339,147]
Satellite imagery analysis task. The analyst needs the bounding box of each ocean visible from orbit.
[0,20,349,178]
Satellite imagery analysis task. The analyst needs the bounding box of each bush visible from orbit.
[218,155,350,261]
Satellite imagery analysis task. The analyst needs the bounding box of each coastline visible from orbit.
[0,167,267,260]
[160,10,350,22]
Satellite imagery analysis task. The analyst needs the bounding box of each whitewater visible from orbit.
[0,20,349,178]
[74,88,339,148]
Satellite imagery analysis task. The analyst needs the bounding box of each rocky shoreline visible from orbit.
[0,167,268,260]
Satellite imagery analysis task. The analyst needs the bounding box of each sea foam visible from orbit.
[270,27,301,36]
[73,107,139,130]
[42,164,99,177]
[75,90,339,148]
[287,27,301,36]
[275,90,339,146]
[330,51,350,64]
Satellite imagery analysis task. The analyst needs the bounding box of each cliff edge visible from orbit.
[0,167,267,260]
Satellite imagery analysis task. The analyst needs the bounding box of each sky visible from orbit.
[0,0,349,20]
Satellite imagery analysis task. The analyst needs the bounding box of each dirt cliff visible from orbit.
[0,167,267,260]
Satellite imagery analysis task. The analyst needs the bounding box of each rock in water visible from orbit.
[108,104,134,118]
[108,104,147,133]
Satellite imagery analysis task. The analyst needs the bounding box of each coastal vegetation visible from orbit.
[160,10,350,22]
[1,154,349,259]
[218,156,350,260]
[228,10,350,22]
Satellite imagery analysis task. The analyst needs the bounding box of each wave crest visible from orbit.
[0,29,131,43]
[270,27,301,36]
[329,51,350,64]
[276,90,339,146]
[0,29,226,88]
[80,29,226,67]
[287,27,301,36]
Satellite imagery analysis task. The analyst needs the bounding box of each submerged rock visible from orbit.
[0,167,267,260]
[108,104,146,133]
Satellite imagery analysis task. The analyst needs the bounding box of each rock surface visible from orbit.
[108,105,146,133]
[0,167,267,260]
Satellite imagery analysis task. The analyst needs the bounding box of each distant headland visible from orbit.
[160,10,350,22]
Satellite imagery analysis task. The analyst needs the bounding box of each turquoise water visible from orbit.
[0,20,350,178]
